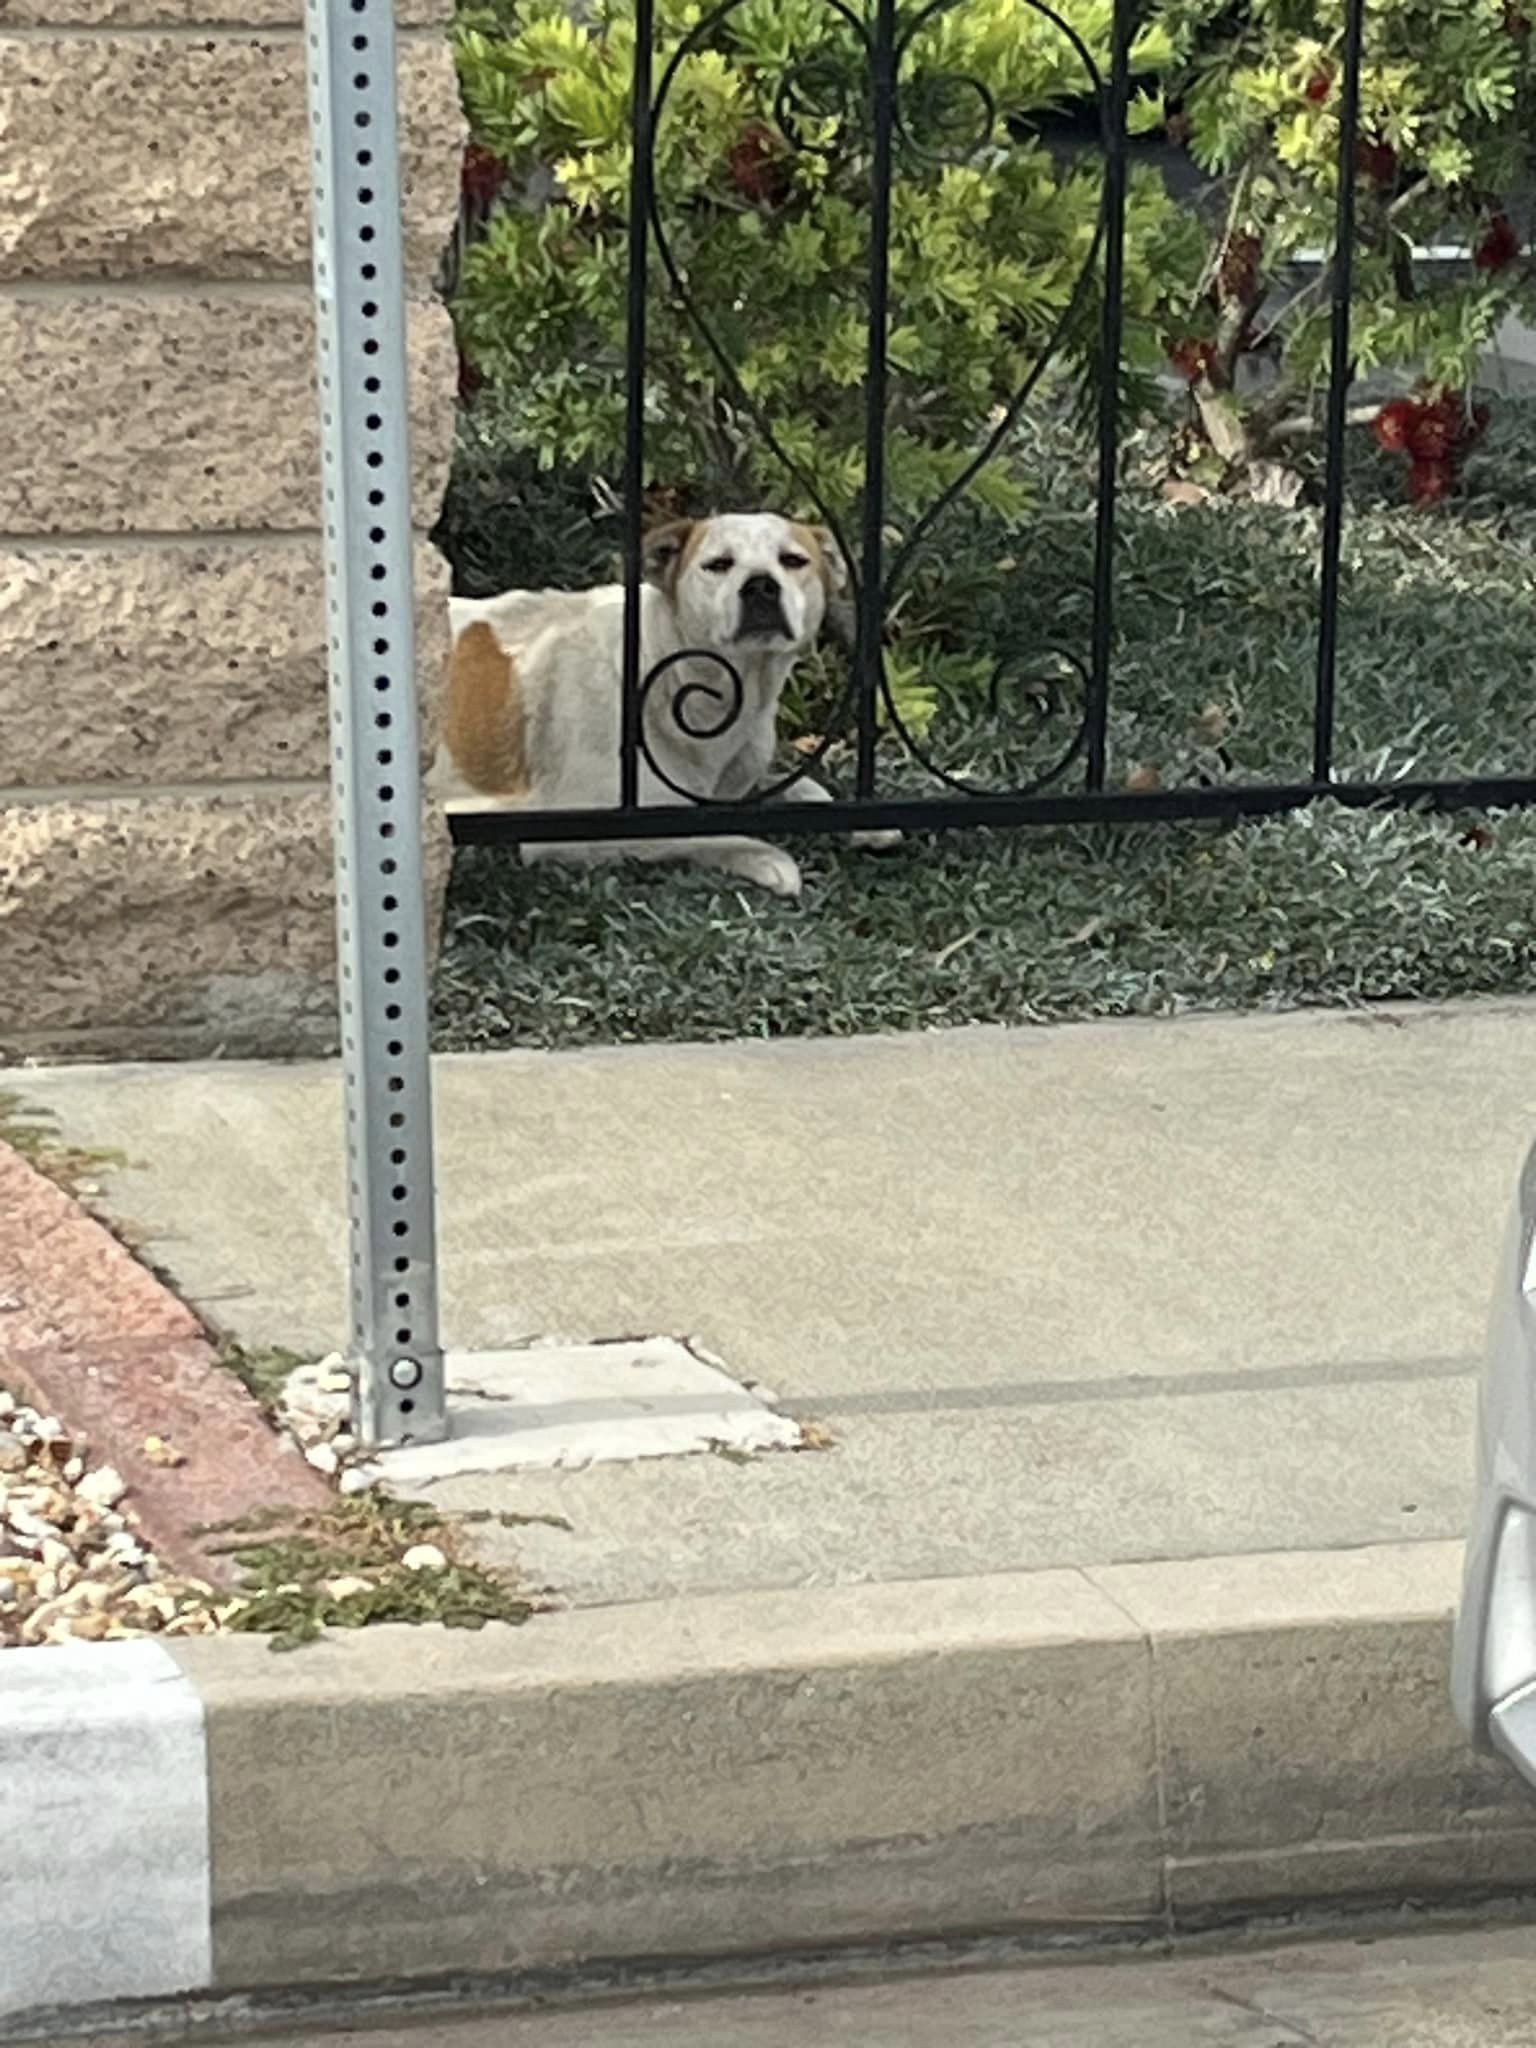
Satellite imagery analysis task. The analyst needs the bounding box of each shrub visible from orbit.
[1162,0,1536,493]
[451,0,1207,524]
[432,396,619,598]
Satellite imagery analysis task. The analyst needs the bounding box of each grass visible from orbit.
[202,1496,538,1652]
[0,1092,127,1196]
[219,1342,311,1416]
[432,402,1536,1053]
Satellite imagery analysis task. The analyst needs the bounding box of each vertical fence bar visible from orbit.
[305,0,446,1447]
[621,0,657,811]
[856,0,898,800]
[1085,0,1131,793]
[1313,0,1367,784]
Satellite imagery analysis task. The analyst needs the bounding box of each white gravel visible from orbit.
[0,1389,227,1649]
[279,1355,356,1457]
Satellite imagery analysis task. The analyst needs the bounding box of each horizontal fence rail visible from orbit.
[448,0,1536,850]
[448,776,1536,847]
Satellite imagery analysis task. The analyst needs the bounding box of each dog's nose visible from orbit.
[737,570,789,640]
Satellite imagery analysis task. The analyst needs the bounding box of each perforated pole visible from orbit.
[304,0,446,1447]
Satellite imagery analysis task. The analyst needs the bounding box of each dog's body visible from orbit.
[435,512,886,897]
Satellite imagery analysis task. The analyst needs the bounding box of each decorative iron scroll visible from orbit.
[449,0,1536,850]
[623,0,1130,809]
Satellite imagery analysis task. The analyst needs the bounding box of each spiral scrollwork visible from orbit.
[635,642,863,805]
[880,646,1091,799]
[633,647,746,802]
[893,68,998,164]
[772,51,868,157]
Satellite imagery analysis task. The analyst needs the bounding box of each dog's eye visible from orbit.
[702,555,734,575]
[779,552,810,572]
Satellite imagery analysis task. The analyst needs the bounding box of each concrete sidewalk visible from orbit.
[15,1001,1533,1602]
[8,1001,1536,2024]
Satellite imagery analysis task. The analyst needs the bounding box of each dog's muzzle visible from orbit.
[736,572,791,641]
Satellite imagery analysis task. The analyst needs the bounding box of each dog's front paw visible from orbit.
[732,846,803,898]
[850,828,904,853]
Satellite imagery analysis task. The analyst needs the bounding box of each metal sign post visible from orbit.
[304,0,446,1447]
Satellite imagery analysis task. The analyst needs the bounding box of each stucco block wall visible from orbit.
[0,0,463,1059]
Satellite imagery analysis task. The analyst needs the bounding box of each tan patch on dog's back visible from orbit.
[444,621,528,796]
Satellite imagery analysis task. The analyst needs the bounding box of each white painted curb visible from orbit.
[0,1641,212,2017]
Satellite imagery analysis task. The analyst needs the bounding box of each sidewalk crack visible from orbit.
[1206,1983,1323,2044]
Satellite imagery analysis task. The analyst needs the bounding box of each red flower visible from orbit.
[1416,388,1489,456]
[1168,337,1218,383]
[1305,69,1333,103]
[1406,407,1456,461]
[1372,398,1419,451]
[1219,230,1263,303]
[1376,389,1488,502]
[1475,213,1521,272]
[1356,137,1398,188]
[460,143,507,210]
[727,121,793,207]
[1409,459,1454,506]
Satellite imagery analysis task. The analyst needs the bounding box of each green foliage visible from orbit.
[1166,0,1536,451]
[432,400,620,597]
[0,1091,128,1198]
[439,802,1536,1047]
[452,0,1205,516]
[219,1341,311,1414]
[205,1496,536,1652]
[452,0,1536,487]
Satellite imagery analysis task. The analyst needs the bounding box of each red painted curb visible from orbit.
[0,1141,330,1582]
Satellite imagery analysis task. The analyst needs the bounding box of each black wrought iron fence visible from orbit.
[447,0,1536,855]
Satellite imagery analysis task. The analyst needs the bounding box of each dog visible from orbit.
[435,511,894,898]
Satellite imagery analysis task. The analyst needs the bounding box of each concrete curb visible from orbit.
[0,1138,328,1580]
[6,1537,1536,2032]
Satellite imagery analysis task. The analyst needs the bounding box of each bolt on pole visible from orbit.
[303,0,446,1448]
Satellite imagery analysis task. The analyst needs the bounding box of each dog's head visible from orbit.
[643,513,849,655]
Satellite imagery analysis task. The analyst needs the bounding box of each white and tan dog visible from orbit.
[436,511,888,898]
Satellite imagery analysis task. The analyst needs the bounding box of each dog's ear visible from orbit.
[799,526,854,645]
[641,520,696,595]
[807,526,851,599]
